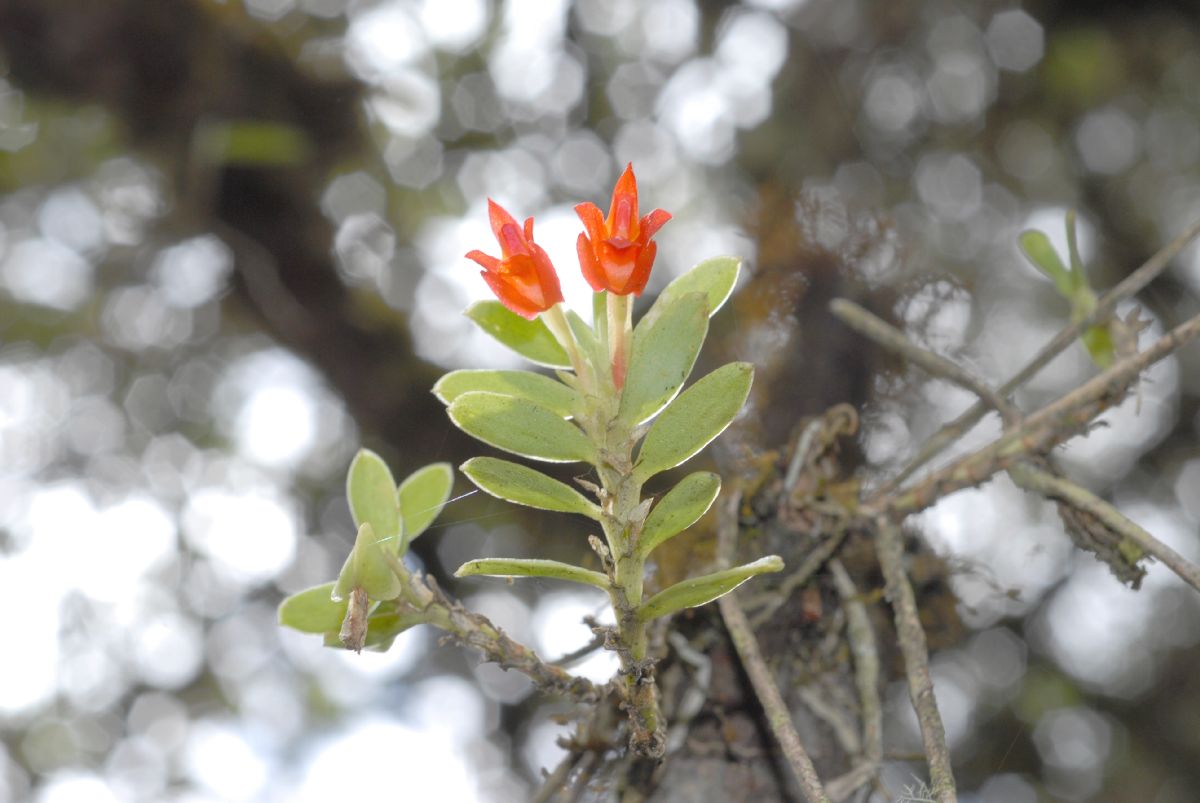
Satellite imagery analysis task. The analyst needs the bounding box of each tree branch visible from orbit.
[881,217,1200,492]
[716,491,831,803]
[1008,462,1200,593]
[872,310,1200,518]
[875,518,956,803]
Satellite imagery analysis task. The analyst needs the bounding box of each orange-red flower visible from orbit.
[575,164,671,296]
[466,200,564,319]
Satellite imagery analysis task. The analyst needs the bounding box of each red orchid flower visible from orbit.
[575,164,672,296]
[466,199,564,320]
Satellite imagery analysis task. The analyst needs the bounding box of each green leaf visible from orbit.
[620,292,709,426]
[278,582,348,634]
[638,472,721,558]
[448,392,596,464]
[462,457,601,520]
[346,449,402,550]
[1064,209,1087,291]
[641,256,742,330]
[433,370,580,418]
[636,556,784,622]
[1082,324,1116,368]
[1018,230,1074,298]
[399,462,454,546]
[635,362,754,482]
[455,558,609,590]
[334,522,404,601]
[465,300,571,368]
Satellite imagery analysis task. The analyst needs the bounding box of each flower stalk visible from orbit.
[606,291,632,390]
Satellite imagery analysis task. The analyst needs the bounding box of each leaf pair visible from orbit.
[455,555,785,623]
[277,452,454,646]
[1018,212,1116,367]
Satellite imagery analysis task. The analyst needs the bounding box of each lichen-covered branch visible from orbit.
[884,217,1200,491]
[875,518,956,803]
[716,491,832,803]
[829,559,882,771]
[874,310,1200,518]
[384,554,602,703]
[1008,462,1200,593]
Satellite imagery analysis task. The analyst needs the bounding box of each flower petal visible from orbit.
[576,233,606,293]
[575,202,606,241]
[497,221,531,258]
[530,243,564,306]
[487,199,521,241]
[629,241,657,296]
[638,208,672,242]
[465,249,500,272]
[480,269,544,319]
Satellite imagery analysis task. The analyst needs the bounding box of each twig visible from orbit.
[1008,462,1200,593]
[798,684,861,756]
[825,763,881,803]
[882,217,1200,492]
[875,518,956,803]
[872,310,1200,518]
[829,560,882,770]
[829,300,1017,426]
[749,529,850,629]
[552,627,606,667]
[533,746,585,803]
[715,491,832,803]
[384,553,602,702]
[664,631,712,755]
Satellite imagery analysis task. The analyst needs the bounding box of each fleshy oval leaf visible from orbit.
[278,582,347,634]
[462,457,601,520]
[333,522,404,601]
[636,555,784,622]
[346,449,401,549]
[641,256,741,330]
[434,370,580,418]
[448,391,596,464]
[1018,230,1073,298]
[465,300,571,368]
[634,362,754,482]
[637,472,721,558]
[620,292,709,427]
[455,558,609,590]
[399,462,454,546]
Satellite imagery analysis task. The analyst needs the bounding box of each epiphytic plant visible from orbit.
[279,164,781,757]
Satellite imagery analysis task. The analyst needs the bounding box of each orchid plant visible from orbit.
[279,164,783,756]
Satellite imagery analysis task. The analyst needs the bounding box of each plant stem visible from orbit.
[598,452,663,757]
[607,291,632,389]
[543,303,595,392]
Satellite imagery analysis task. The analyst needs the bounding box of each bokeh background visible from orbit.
[2,0,1200,801]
